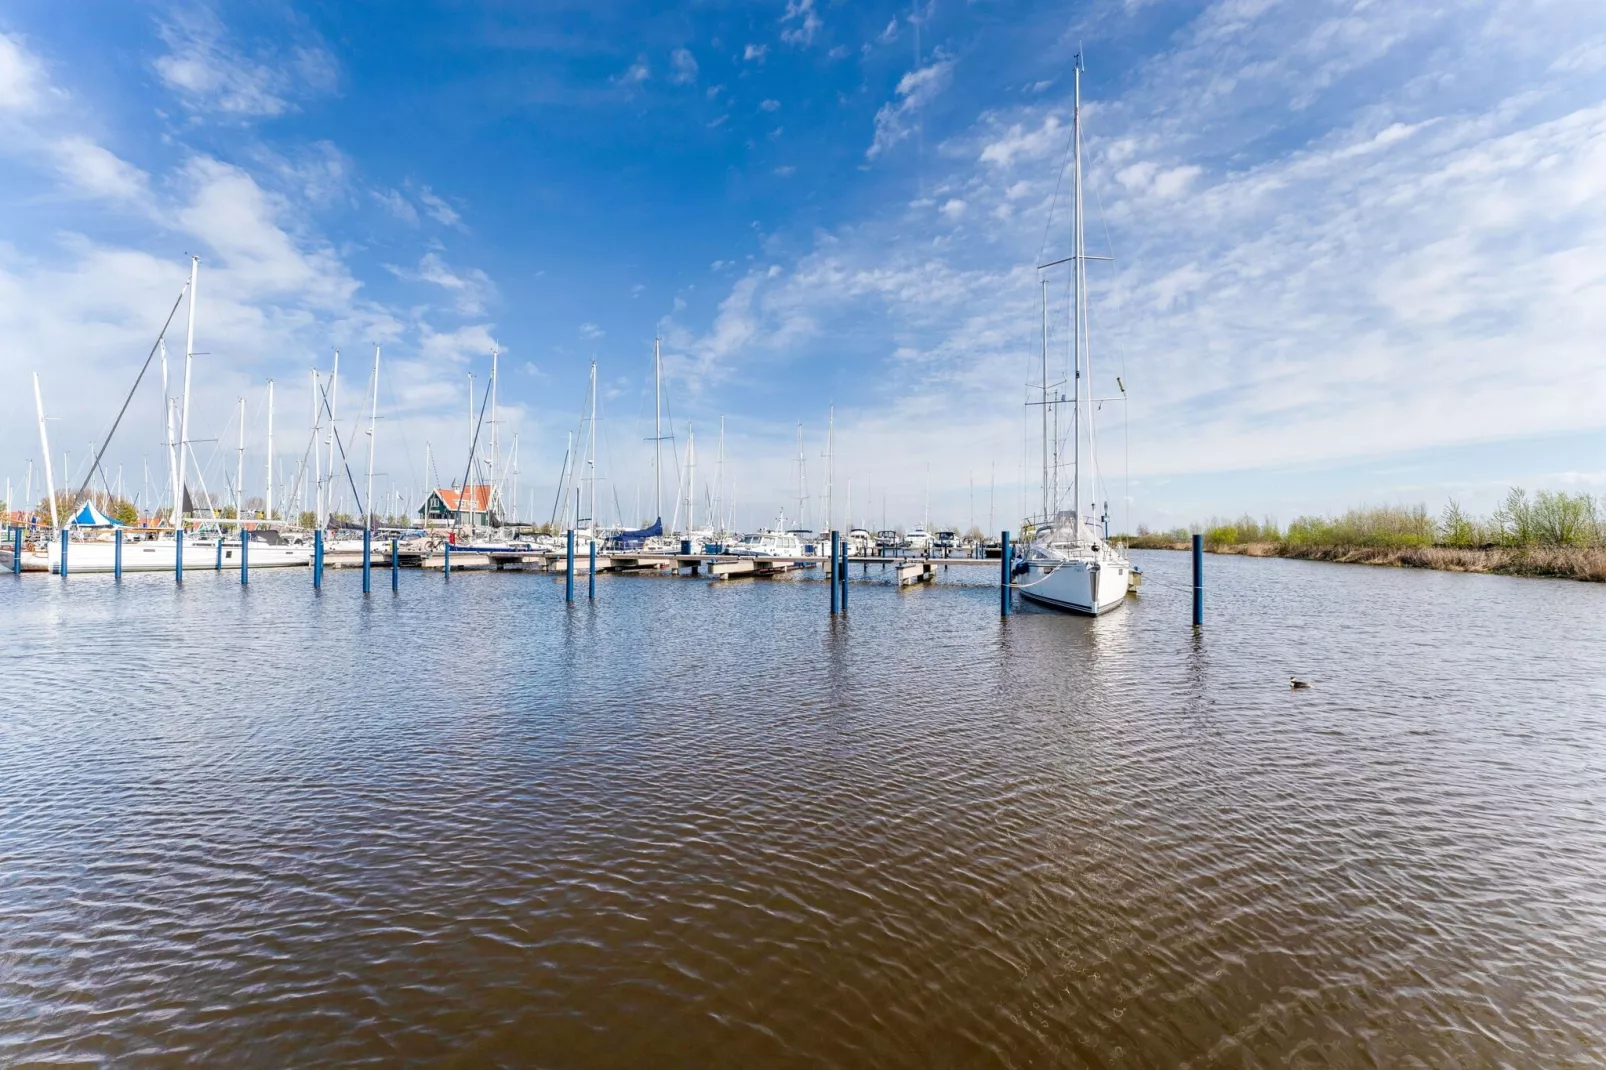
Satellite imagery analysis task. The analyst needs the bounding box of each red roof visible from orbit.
[434,485,493,511]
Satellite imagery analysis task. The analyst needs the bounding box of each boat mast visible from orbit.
[327,349,340,517]
[795,423,805,530]
[311,370,322,527]
[716,416,726,535]
[172,256,198,531]
[490,347,499,517]
[1041,277,1050,521]
[236,397,245,528]
[33,373,59,531]
[367,345,380,530]
[587,360,598,530]
[686,423,695,532]
[1071,54,1085,536]
[825,405,834,534]
[653,337,663,523]
[161,339,179,525]
[265,379,274,523]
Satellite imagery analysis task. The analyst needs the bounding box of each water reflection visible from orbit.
[2,554,1604,1064]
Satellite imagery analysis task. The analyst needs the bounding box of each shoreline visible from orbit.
[1128,541,1606,583]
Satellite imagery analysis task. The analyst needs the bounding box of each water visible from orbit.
[3,553,1605,1066]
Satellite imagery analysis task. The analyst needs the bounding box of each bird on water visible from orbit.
[1290,677,1312,690]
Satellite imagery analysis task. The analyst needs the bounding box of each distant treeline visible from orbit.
[1124,488,1605,551]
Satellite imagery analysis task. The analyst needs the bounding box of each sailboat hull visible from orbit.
[47,539,311,574]
[1018,558,1129,616]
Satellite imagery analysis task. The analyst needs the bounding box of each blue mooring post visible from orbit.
[839,533,848,614]
[565,529,575,603]
[175,529,184,583]
[1000,531,1012,617]
[443,539,451,578]
[12,526,21,575]
[215,535,222,570]
[313,529,324,589]
[830,531,840,614]
[588,538,596,600]
[60,531,68,578]
[362,528,372,594]
[114,528,122,581]
[1192,533,1203,627]
[240,527,249,585]
[392,537,399,592]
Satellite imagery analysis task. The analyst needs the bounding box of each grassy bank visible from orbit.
[1121,490,1606,584]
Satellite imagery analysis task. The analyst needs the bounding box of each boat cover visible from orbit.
[69,501,120,527]
[610,518,663,549]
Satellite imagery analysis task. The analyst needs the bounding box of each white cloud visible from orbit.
[781,0,822,47]
[879,19,899,44]
[579,322,605,339]
[669,48,698,85]
[415,186,462,228]
[0,31,46,111]
[868,57,954,159]
[47,137,151,203]
[978,116,1066,168]
[389,252,495,316]
[743,44,768,62]
[940,198,966,219]
[153,9,336,118]
[614,57,650,87]
[372,188,419,224]
[760,98,781,112]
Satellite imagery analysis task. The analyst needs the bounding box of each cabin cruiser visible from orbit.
[728,529,806,557]
[847,528,875,557]
[905,528,934,554]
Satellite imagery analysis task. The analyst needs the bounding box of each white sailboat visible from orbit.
[1018,56,1133,616]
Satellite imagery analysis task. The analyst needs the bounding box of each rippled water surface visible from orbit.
[3,553,1606,1066]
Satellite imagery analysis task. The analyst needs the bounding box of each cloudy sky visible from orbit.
[1,0,1602,532]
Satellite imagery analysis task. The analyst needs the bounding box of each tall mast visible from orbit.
[160,339,178,523]
[367,345,380,529]
[716,416,725,534]
[33,373,58,531]
[1072,55,1085,534]
[653,337,663,523]
[314,371,324,523]
[490,348,499,513]
[172,256,198,530]
[825,405,834,533]
[587,360,597,530]
[1041,277,1050,520]
[326,349,339,518]
[236,397,245,527]
[686,423,695,532]
[265,379,274,522]
[795,423,805,529]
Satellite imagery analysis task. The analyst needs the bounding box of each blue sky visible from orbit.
[1,0,1603,532]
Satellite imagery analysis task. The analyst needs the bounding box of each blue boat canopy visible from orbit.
[610,518,662,549]
[69,500,120,527]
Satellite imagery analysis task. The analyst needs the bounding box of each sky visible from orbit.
[1,0,1603,533]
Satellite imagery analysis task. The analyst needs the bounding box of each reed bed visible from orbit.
[1118,490,1606,584]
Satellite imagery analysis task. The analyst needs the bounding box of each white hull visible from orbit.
[1018,557,1130,616]
[48,538,311,574]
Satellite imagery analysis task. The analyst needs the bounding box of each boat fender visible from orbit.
[1011,560,1030,579]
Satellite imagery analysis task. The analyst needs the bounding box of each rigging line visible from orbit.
[1035,113,1081,272]
[316,379,367,518]
[74,285,188,503]
[454,374,495,525]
